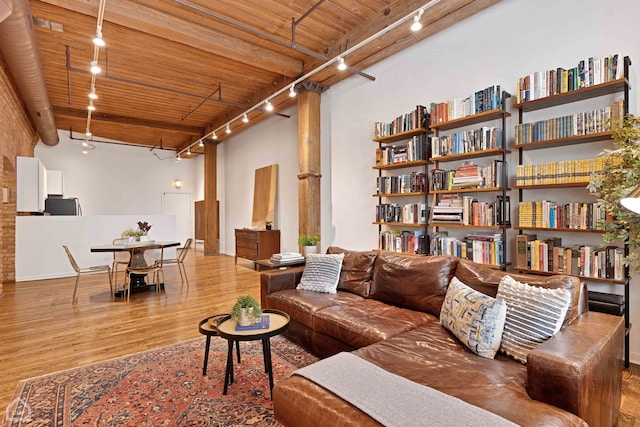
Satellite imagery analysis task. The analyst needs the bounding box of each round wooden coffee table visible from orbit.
[215,308,290,397]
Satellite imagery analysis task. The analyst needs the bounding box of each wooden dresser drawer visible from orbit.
[235,228,281,264]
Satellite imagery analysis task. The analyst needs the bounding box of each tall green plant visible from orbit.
[587,113,640,275]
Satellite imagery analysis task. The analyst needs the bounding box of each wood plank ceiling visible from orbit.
[28,0,499,157]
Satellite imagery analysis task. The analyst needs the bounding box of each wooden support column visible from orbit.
[204,142,219,255]
[297,82,328,247]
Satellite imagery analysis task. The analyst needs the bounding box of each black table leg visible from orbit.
[202,335,211,376]
[236,340,241,363]
[262,337,274,398]
[223,339,234,395]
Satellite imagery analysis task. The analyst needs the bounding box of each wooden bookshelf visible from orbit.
[429,223,504,229]
[430,186,508,195]
[430,109,510,131]
[514,226,604,233]
[514,268,627,285]
[514,182,588,189]
[513,132,613,150]
[372,221,425,227]
[430,148,511,162]
[373,128,428,144]
[373,192,427,197]
[373,160,427,171]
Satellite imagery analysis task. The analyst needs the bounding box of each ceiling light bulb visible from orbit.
[82,141,88,147]
[337,57,347,71]
[225,123,231,134]
[265,100,274,112]
[411,9,423,32]
[212,132,218,140]
[242,113,249,123]
[177,155,181,161]
[90,61,101,74]
[87,99,96,111]
[187,147,191,155]
[199,140,204,147]
[85,129,92,137]
[289,85,297,97]
[93,29,105,47]
[88,86,98,100]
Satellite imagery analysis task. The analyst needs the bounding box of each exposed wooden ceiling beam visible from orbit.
[37,0,304,76]
[53,105,203,135]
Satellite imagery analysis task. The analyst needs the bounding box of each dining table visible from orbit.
[91,240,180,296]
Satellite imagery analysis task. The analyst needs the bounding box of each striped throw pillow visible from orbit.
[497,275,571,364]
[297,253,345,294]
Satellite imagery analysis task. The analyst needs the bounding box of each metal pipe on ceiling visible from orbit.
[171,0,374,81]
[0,0,59,146]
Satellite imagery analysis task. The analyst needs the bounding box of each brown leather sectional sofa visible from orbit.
[260,248,625,427]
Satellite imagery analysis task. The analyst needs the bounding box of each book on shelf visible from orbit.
[514,100,621,145]
[375,134,428,165]
[431,127,503,157]
[374,105,428,138]
[429,85,504,124]
[516,53,625,104]
[270,253,304,264]
[379,230,427,254]
[376,172,426,194]
[235,315,270,331]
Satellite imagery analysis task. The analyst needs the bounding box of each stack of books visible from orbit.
[431,194,463,223]
[270,252,304,265]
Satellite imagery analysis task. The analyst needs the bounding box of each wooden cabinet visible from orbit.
[235,229,280,265]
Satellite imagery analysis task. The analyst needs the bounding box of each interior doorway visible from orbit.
[162,192,192,245]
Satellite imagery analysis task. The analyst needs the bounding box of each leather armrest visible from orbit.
[527,311,624,427]
[260,266,305,306]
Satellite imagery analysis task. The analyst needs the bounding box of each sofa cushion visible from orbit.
[313,299,437,349]
[440,277,507,359]
[351,322,586,427]
[297,253,345,294]
[497,275,571,364]
[454,258,581,325]
[369,253,458,316]
[327,246,377,297]
[266,290,363,329]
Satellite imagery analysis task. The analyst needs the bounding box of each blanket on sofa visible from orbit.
[293,352,518,427]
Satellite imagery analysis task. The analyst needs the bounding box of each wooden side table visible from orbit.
[215,309,290,397]
[198,314,240,376]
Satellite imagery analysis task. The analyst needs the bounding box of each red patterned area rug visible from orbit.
[4,335,318,426]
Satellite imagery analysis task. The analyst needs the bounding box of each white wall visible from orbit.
[35,131,200,234]
[219,107,302,255]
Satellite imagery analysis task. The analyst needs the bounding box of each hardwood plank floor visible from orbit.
[0,246,262,412]
[1,247,638,425]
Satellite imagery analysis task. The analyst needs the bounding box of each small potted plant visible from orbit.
[265,220,273,230]
[137,221,152,241]
[298,234,320,256]
[231,294,262,326]
[121,227,142,242]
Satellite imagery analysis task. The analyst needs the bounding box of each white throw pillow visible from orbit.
[496,275,571,364]
[296,253,345,294]
[440,277,507,359]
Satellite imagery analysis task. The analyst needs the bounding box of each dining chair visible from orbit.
[111,238,131,286]
[63,245,112,303]
[125,244,165,302]
[160,238,193,287]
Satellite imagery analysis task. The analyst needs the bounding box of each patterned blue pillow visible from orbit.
[297,253,345,294]
[440,277,507,359]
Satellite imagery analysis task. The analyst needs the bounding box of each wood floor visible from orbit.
[0,247,638,425]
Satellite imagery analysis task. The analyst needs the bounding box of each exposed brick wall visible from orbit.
[0,55,39,285]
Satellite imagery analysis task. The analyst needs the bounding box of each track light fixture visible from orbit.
[175,2,445,161]
[411,9,424,32]
[93,27,105,46]
[187,147,191,155]
[85,129,92,137]
[242,113,249,123]
[88,85,98,100]
[337,57,347,71]
[90,60,101,74]
[87,99,96,111]
[177,154,181,161]
[199,140,204,147]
